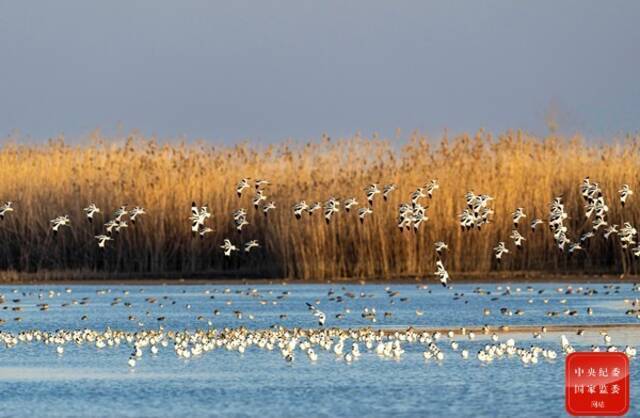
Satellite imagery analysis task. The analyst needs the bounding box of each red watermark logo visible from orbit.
[566,352,630,416]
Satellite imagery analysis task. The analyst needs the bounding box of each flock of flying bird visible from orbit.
[493,178,637,258]
[0,177,638,287]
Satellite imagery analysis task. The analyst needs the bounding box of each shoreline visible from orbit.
[0,271,638,286]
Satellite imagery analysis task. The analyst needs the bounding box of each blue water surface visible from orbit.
[0,281,637,418]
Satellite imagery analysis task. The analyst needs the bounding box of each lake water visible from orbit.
[0,281,638,417]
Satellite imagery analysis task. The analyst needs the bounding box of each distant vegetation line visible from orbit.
[0,131,639,280]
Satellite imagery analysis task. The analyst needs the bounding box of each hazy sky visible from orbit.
[1,1,639,143]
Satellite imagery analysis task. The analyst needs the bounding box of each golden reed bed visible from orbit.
[0,131,639,280]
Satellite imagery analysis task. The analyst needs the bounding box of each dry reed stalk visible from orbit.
[0,131,639,280]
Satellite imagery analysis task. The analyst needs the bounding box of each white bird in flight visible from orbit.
[307,202,321,216]
[129,207,146,224]
[115,221,128,233]
[425,179,439,199]
[190,202,212,236]
[199,227,214,239]
[255,178,270,189]
[221,239,238,256]
[262,201,276,216]
[293,201,308,220]
[510,230,526,249]
[252,190,267,209]
[364,184,381,206]
[50,215,71,235]
[105,219,119,235]
[344,198,359,212]
[530,218,544,231]
[410,188,426,205]
[494,241,509,261]
[236,178,251,197]
[512,208,527,227]
[83,203,100,223]
[323,198,340,224]
[383,184,397,201]
[434,241,448,256]
[358,207,372,224]
[434,259,449,287]
[95,234,113,249]
[0,201,14,220]
[244,240,260,252]
[114,206,128,222]
[619,184,633,207]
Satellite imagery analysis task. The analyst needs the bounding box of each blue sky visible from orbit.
[1,1,639,143]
